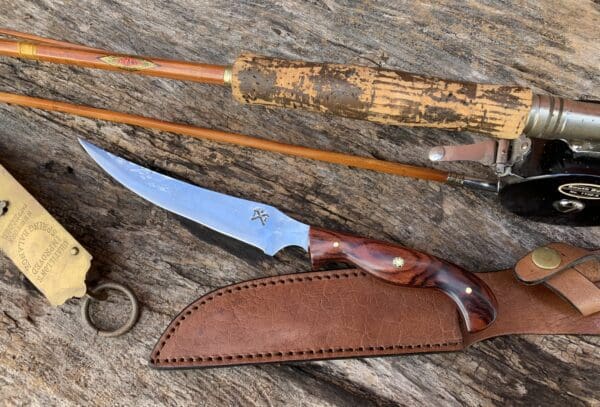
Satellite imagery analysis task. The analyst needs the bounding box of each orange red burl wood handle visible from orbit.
[308,227,498,333]
[232,53,533,139]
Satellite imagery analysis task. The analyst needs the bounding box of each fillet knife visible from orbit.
[79,140,497,333]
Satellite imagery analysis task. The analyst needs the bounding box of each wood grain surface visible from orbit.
[0,1,598,405]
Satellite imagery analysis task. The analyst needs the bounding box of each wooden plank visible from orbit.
[0,1,598,405]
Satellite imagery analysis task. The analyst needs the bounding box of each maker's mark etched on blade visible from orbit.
[78,139,310,255]
[251,208,269,225]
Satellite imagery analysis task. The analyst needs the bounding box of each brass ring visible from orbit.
[81,282,139,337]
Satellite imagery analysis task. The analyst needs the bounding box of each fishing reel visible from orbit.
[430,95,600,226]
[430,136,600,226]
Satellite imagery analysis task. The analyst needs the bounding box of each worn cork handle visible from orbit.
[232,53,533,139]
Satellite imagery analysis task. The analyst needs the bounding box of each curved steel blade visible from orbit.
[79,140,309,255]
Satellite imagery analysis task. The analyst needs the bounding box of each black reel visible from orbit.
[500,174,600,226]
[499,139,599,226]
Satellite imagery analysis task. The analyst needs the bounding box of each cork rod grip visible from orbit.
[231,53,533,139]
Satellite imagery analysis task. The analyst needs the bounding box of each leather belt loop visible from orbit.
[514,244,600,316]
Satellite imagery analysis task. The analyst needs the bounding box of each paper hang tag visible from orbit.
[0,164,91,306]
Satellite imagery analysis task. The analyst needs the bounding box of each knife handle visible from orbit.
[231,53,533,139]
[308,227,497,333]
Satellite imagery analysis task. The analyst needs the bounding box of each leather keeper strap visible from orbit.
[514,243,600,316]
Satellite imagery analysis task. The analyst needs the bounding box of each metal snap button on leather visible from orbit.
[531,247,562,270]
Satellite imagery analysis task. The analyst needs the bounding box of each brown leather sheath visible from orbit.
[150,244,600,369]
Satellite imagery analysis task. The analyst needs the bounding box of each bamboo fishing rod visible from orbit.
[0,29,226,84]
[2,29,598,142]
[0,91,494,190]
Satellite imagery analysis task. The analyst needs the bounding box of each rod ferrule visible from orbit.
[223,66,233,85]
[17,42,38,59]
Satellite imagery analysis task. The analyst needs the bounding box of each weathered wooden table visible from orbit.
[0,1,598,405]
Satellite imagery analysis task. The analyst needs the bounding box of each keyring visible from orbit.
[81,281,140,337]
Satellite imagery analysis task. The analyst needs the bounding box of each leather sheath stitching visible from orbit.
[152,270,463,366]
